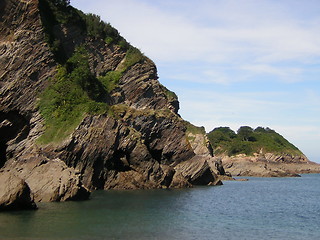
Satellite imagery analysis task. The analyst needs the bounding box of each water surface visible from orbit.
[1,174,319,239]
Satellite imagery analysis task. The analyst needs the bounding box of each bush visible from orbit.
[39,0,129,63]
[117,47,145,72]
[98,71,122,93]
[184,121,206,135]
[38,47,109,143]
[228,142,253,156]
[79,13,129,48]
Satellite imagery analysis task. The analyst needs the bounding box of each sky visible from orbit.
[71,0,320,163]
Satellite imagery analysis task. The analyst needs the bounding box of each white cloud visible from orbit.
[240,64,304,83]
[73,0,320,66]
[73,0,320,87]
[72,0,320,162]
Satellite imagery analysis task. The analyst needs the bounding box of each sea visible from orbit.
[0,174,319,240]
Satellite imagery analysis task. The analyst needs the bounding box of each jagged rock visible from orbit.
[0,0,57,113]
[220,154,320,177]
[214,158,226,175]
[185,123,213,156]
[0,171,37,211]
[6,158,90,202]
[173,155,222,187]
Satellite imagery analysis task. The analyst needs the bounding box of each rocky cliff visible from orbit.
[0,0,221,207]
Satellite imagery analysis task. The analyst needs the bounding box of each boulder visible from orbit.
[7,158,90,202]
[172,155,222,187]
[0,171,37,211]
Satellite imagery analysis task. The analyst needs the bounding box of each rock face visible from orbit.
[173,155,222,186]
[221,153,320,177]
[7,157,90,202]
[0,0,220,204]
[185,123,213,156]
[0,171,37,211]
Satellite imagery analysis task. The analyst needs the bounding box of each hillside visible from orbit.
[207,126,320,176]
[207,126,303,157]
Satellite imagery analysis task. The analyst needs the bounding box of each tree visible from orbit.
[254,126,267,133]
[237,126,256,141]
[210,127,237,139]
[51,0,70,7]
[207,127,237,146]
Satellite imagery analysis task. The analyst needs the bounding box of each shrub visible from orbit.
[38,47,109,143]
[117,46,145,72]
[38,0,85,62]
[98,71,122,93]
[184,121,206,135]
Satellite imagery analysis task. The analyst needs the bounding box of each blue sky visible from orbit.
[71,0,320,162]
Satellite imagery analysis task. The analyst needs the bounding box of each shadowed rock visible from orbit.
[0,171,37,211]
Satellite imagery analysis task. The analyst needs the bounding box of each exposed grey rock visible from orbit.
[220,154,320,177]
[0,171,37,211]
[173,155,222,187]
[6,158,90,202]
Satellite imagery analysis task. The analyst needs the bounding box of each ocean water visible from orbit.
[0,174,319,240]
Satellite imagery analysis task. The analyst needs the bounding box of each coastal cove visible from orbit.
[1,174,320,240]
[1,0,320,212]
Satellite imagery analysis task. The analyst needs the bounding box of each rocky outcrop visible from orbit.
[221,153,320,177]
[184,122,232,181]
[0,171,37,211]
[7,157,90,202]
[0,0,221,205]
[172,155,222,187]
[185,123,213,156]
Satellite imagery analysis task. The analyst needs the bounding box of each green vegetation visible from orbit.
[98,71,122,93]
[38,0,130,63]
[38,45,146,143]
[117,47,145,72]
[184,121,206,135]
[160,84,178,102]
[184,121,206,143]
[38,0,84,62]
[207,126,302,156]
[82,13,128,48]
[37,0,147,144]
[38,47,109,143]
[98,46,145,92]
